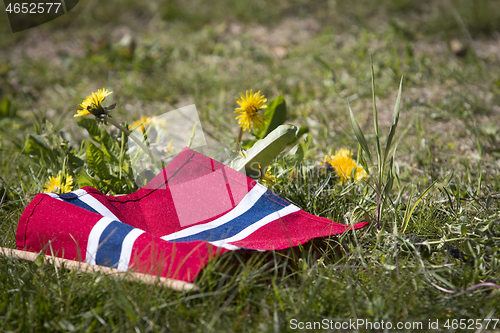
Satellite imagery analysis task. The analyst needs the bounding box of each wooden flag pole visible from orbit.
[0,247,199,292]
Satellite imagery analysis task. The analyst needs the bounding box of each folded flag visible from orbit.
[17,147,368,282]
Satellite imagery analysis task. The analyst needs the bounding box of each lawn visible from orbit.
[1,0,500,332]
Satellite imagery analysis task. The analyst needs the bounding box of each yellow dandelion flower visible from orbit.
[234,90,267,131]
[323,148,368,184]
[75,88,113,118]
[262,169,276,184]
[43,173,74,194]
[154,117,168,129]
[258,164,276,185]
[164,139,176,156]
[131,115,152,133]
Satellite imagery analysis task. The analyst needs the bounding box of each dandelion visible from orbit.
[323,148,367,184]
[131,115,152,134]
[234,90,267,132]
[43,173,74,194]
[164,139,176,157]
[131,115,151,130]
[258,164,276,185]
[75,88,155,163]
[75,88,114,122]
[154,117,168,129]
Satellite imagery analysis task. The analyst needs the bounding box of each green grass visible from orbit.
[1,0,500,331]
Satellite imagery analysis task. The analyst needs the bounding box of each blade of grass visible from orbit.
[371,56,382,181]
[348,99,373,166]
[383,76,404,170]
[400,180,438,235]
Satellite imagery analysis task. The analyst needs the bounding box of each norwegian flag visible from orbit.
[17,147,368,282]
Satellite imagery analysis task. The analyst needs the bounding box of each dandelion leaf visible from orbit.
[100,130,120,164]
[86,141,110,180]
[231,124,297,178]
[74,166,96,188]
[254,95,287,139]
[78,118,101,142]
[282,143,304,167]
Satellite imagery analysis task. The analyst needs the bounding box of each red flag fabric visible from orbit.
[17,147,368,282]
